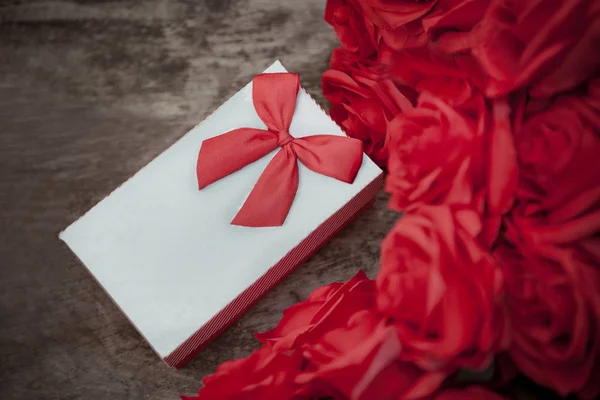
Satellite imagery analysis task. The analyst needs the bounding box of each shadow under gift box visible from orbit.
[59,60,383,368]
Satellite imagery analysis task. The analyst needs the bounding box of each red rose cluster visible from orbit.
[185,1,599,399]
[183,271,502,399]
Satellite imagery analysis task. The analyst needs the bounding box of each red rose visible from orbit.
[256,271,449,399]
[496,208,600,398]
[379,18,429,50]
[187,272,376,400]
[322,49,413,166]
[181,346,302,400]
[385,93,517,244]
[389,47,477,108]
[368,0,489,51]
[182,345,347,399]
[325,0,378,60]
[498,84,600,396]
[468,0,600,98]
[433,386,504,400]
[377,205,509,372]
[256,270,376,352]
[254,271,449,399]
[298,310,448,399]
[422,0,490,52]
[356,0,438,50]
[359,0,438,29]
[514,80,600,215]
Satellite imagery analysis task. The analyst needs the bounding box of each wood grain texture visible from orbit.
[0,1,399,399]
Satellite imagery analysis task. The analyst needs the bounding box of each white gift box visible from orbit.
[59,61,383,368]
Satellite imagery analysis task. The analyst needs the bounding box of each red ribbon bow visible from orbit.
[196,72,363,227]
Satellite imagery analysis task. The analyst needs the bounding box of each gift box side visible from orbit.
[163,172,383,368]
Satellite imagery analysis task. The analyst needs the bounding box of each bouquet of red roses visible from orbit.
[184,0,600,398]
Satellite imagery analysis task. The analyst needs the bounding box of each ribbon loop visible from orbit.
[196,72,363,227]
[252,73,299,132]
[196,128,278,189]
[291,135,363,183]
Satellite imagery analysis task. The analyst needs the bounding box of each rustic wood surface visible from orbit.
[0,1,398,399]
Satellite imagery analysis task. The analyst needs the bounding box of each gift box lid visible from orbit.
[59,60,382,362]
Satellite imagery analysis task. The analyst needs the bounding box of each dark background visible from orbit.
[0,1,397,399]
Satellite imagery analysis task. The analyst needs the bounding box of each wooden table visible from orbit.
[0,1,397,398]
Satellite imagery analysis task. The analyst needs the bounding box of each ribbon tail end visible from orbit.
[230,213,286,228]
